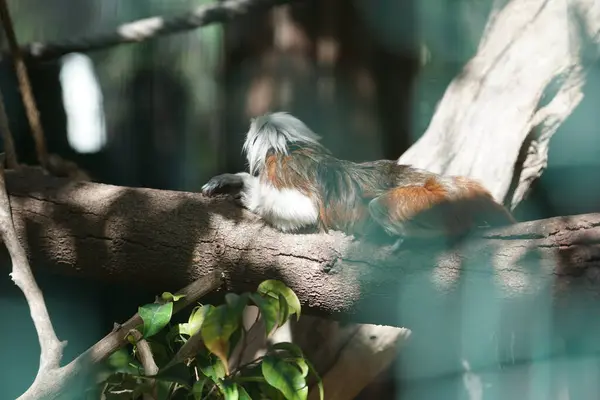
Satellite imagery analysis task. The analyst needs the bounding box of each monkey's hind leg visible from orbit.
[367,179,456,242]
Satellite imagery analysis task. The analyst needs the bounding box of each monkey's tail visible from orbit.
[472,195,516,229]
[450,177,516,229]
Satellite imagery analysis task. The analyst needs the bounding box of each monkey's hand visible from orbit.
[201,173,245,197]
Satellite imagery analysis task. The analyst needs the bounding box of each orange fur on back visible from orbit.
[371,176,514,238]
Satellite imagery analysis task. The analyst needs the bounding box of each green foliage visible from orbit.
[98,280,323,400]
[162,291,187,302]
[257,280,302,322]
[201,304,240,373]
[248,293,279,337]
[139,302,174,338]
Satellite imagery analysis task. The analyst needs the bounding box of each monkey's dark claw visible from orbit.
[201,180,221,196]
[201,173,244,197]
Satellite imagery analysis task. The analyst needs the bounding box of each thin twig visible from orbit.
[0,0,49,169]
[9,0,299,62]
[130,329,159,400]
[0,87,18,169]
[79,271,224,366]
[0,153,65,372]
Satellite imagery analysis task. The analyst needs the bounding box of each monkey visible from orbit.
[201,112,515,247]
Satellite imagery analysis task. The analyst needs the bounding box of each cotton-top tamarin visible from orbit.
[202,112,515,244]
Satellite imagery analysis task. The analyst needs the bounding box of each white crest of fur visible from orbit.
[242,112,322,175]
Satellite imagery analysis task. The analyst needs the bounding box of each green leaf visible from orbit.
[106,349,138,374]
[305,358,324,400]
[287,357,309,378]
[192,377,209,399]
[271,342,310,377]
[225,292,250,318]
[261,355,308,400]
[187,304,212,336]
[197,349,227,382]
[161,291,186,302]
[257,280,301,321]
[271,342,304,359]
[249,293,280,337]
[201,305,240,374]
[139,302,174,338]
[238,385,252,400]
[278,294,290,326]
[221,381,239,400]
[167,305,209,343]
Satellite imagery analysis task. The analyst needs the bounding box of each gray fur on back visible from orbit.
[242,112,323,175]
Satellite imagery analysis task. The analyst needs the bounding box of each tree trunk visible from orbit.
[400,0,600,208]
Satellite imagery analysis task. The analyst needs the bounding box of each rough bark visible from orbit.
[4,166,600,327]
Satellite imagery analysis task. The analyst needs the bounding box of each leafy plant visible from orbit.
[97,280,323,400]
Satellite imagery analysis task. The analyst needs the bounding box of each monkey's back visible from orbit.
[313,158,431,235]
[271,149,514,239]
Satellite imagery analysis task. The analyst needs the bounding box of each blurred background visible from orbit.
[1,0,600,398]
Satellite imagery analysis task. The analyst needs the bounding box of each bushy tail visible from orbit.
[367,177,516,240]
[451,177,516,229]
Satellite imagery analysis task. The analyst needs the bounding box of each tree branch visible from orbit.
[130,329,159,400]
[0,0,49,168]
[7,0,300,63]
[0,157,65,373]
[4,167,600,328]
[0,89,19,169]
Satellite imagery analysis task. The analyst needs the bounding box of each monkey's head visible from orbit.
[242,112,325,175]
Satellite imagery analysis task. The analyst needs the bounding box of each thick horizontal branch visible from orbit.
[3,167,600,326]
